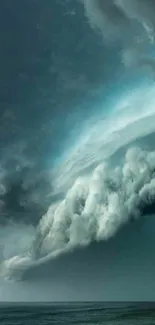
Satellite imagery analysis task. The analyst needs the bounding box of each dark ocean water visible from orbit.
[0,302,155,325]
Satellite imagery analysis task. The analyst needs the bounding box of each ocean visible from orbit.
[0,302,155,325]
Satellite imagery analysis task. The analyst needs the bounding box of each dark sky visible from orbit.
[0,0,120,152]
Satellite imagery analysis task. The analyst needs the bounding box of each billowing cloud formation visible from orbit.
[82,0,155,68]
[1,83,155,281]
[2,144,155,280]
[30,146,155,248]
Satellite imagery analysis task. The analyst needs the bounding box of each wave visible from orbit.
[1,83,155,280]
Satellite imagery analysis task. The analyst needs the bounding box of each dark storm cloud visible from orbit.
[1,0,155,302]
[20,215,155,301]
[2,214,155,301]
[2,139,155,281]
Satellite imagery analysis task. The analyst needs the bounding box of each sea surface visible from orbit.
[0,302,155,325]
